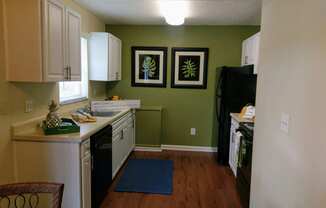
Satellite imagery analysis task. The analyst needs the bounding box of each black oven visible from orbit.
[91,125,112,208]
[236,123,254,208]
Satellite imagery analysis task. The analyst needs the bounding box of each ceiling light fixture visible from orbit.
[160,1,189,26]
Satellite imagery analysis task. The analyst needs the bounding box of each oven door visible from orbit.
[238,137,253,182]
[236,132,253,208]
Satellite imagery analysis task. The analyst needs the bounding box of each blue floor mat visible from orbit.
[115,159,173,195]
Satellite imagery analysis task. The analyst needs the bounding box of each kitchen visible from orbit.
[1,0,326,208]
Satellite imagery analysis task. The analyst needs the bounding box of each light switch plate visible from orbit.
[190,128,196,136]
[280,113,290,133]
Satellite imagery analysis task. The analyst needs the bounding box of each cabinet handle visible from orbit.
[64,67,68,80]
[116,72,119,79]
[121,130,124,139]
[68,66,72,80]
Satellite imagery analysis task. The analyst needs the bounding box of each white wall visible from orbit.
[251,0,326,207]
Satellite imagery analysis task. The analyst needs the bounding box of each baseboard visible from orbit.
[134,146,162,152]
[134,145,217,153]
[161,145,217,153]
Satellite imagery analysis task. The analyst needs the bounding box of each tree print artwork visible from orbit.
[178,55,201,81]
[181,59,197,78]
[139,54,160,80]
[142,56,156,79]
[131,46,167,88]
[171,47,208,89]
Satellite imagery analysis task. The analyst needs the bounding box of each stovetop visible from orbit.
[242,122,254,131]
[239,122,254,138]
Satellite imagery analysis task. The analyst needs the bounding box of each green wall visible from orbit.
[136,107,163,147]
[106,25,259,147]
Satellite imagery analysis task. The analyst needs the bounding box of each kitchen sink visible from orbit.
[91,111,121,117]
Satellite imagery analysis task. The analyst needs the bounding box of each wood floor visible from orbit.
[101,151,242,208]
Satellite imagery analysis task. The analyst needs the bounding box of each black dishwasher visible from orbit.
[91,125,112,208]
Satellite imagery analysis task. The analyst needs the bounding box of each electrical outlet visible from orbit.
[25,100,33,113]
[280,113,290,133]
[190,128,196,136]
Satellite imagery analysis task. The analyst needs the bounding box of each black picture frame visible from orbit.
[171,47,209,89]
[131,46,168,88]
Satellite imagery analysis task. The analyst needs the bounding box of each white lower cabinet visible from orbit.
[112,112,135,179]
[14,138,91,208]
[229,117,241,176]
[14,141,83,208]
[81,140,91,208]
[13,111,135,208]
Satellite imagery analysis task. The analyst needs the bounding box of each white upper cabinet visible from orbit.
[241,32,260,74]
[43,0,66,81]
[65,8,81,81]
[89,32,122,81]
[3,0,81,82]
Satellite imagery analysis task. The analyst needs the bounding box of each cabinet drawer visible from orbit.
[112,112,132,134]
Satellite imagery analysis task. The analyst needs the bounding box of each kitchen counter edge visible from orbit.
[12,109,132,144]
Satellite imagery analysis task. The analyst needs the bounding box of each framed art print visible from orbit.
[171,47,209,89]
[131,46,167,87]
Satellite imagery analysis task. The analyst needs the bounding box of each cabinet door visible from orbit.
[112,132,123,178]
[42,0,65,81]
[121,128,129,160]
[108,34,122,81]
[81,154,91,208]
[241,40,248,66]
[241,33,261,74]
[243,37,254,66]
[252,32,261,74]
[112,134,119,178]
[88,33,109,81]
[126,118,135,154]
[66,8,81,81]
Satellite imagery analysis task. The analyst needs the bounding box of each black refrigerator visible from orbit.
[216,65,257,165]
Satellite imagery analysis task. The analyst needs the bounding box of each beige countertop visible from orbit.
[230,113,255,123]
[12,108,131,144]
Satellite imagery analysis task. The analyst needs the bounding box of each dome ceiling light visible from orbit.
[160,1,189,26]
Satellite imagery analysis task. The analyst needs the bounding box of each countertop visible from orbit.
[12,108,131,144]
[230,113,255,123]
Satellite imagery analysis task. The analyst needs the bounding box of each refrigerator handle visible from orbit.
[215,71,223,121]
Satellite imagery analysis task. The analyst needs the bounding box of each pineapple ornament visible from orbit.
[46,100,62,128]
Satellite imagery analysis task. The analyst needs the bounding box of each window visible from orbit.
[59,37,88,104]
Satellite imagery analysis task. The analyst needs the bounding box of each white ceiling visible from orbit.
[74,0,262,25]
